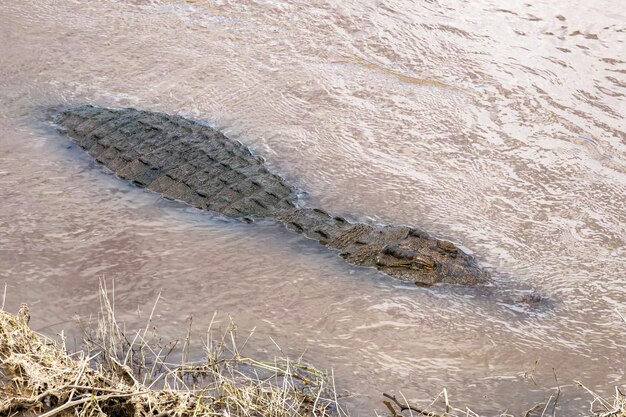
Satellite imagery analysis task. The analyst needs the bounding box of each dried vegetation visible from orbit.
[0,283,345,417]
[0,284,623,417]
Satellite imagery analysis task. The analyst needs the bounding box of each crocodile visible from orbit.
[53,104,490,287]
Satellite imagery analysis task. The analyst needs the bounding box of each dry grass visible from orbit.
[379,309,626,417]
[380,385,625,417]
[0,284,623,417]
[575,382,625,417]
[0,282,346,417]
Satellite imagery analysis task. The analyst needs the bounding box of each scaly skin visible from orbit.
[54,104,489,286]
[277,208,488,285]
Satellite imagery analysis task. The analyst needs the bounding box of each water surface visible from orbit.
[1,0,625,415]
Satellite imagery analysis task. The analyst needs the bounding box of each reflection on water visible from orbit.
[0,0,624,414]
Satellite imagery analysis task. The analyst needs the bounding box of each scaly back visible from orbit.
[55,105,489,286]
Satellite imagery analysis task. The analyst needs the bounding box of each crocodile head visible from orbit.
[374,229,489,286]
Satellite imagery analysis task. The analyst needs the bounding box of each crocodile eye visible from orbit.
[376,245,438,271]
[436,240,458,253]
[382,244,416,259]
[376,244,417,268]
[413,256,437,270]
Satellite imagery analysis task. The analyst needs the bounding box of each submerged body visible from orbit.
[54,105,489,286]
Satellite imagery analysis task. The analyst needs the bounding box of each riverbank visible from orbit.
[1,289,623,417]
[0,292,345,417]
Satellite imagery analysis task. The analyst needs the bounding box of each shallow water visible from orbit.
[0,0,625,414]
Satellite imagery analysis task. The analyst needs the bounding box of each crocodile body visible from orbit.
[54,105,489,286]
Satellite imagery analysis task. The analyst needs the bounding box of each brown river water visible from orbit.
[1,0,625,415]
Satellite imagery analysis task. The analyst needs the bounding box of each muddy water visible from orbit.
[1,0,625,414]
